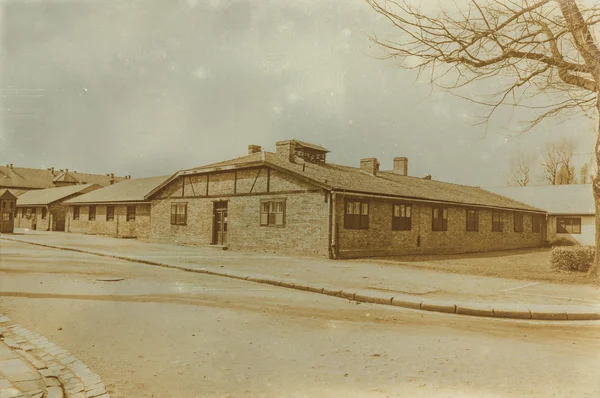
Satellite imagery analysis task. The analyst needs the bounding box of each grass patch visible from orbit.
[364,248,599,286]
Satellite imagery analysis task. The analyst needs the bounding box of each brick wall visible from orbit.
[335,195,545,258]
[150,168,329,256]
[66,204,151,239]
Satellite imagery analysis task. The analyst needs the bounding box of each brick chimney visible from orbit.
[393,157,408,176]
[109,173,115,185]
[360,158,380,176]
[275,140,297,163]
[248,145,262,155]
[423,173,432,180]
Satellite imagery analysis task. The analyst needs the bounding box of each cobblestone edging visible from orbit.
[2,236,600,322]
[0,314,110,398]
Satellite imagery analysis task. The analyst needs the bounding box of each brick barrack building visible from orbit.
[62,139,548,258]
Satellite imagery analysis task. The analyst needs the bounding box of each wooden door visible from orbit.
[213,202,228,245]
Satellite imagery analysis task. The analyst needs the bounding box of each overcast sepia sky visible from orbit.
[0,0,595,186]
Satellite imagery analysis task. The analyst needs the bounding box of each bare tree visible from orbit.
[506,150,536,186]
[581,161,592,183]
[557,163,578,183]
[541,141,564,185]
[366,0,600,277]
[541,137,577,184]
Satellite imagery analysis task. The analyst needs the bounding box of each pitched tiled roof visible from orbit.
[16,184,102,206]
[150,151,544,213]
[0,165,127,189]
[486,184,594,215]
[0,189,17,200]
[65,176,170,204]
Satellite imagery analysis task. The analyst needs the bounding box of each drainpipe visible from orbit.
[330,192,338,259]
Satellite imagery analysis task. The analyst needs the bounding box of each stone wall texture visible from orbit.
[66,204,151,239]
[150,168,330,257]
[334,195,545,258]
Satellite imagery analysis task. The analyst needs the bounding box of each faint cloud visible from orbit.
[277,21,296,34]
[270,103,283,117]
[193,67,210,80]
[286,92,299,103]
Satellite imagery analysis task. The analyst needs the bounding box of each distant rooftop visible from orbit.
[0,164,129,190]
[16,184,102,206]
[65,176,170,204]
[486,184,594,215]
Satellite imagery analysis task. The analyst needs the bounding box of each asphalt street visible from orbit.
[1,239,599,397]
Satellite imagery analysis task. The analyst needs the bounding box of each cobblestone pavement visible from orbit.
[0,314,109,398]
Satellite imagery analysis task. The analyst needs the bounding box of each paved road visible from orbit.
[6,230,600,305]
[1,240,599,397]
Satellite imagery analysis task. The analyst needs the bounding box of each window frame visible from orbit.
[392,203,412,231]
[431,207,448,231]
[260,199,286,227]
[88,205,96,221]
[492,211,504,232]
[513,212,524,232]
[106,205,115,221]
[73,206,80,220]
[556,217,581,234]
[344,199,369,230]
[171,203,188,226]
[126,205,136,222]
[466,209,479,232]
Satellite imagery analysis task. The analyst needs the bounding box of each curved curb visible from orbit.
[2,236,600,322]
[0,314,110,398]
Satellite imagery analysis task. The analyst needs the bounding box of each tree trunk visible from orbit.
[588,93,600,278]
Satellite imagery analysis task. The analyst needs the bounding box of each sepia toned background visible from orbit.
[0,0,594,185]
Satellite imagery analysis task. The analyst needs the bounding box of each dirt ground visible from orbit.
[1,240,600,397]
[366,248,598,285]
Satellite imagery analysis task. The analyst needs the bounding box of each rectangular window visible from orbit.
[106,206,115,221]
[514,213,524,232]
[126,206,136,221]
[89,206,96,221]
[432,207,448,231]
[492,211,504,232]
[532,215,542,233]
[41,208,47,220]
[466,209,479,232]
[171,203,187,225]
[344,200,369,229]
[392,204,412,231]
[73,206,80,220]
[557,217,581,234]
[260,199,285,226]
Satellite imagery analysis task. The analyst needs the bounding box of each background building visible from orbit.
[64,176,169,239]
[487,184,594,246]
[0,164,129,195]
[15,184,101,231]
[0,189,17,233]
